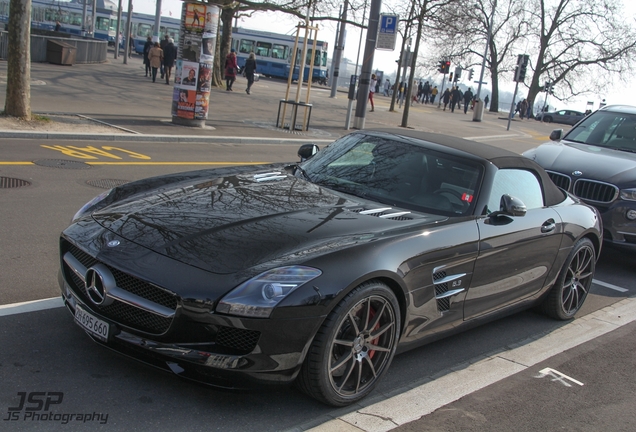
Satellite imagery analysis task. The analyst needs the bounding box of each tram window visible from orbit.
[272,44,287,59]
[256,42,272,57]
[70,13,82,26]
[96,17,110,31]
[136,23,152,37]
[321,51,327,67]
[239,39,255,54]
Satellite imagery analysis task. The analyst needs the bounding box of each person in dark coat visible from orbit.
[442,88,451,111]
[143,36,152,77]
[243,52,257,94]
[450,87,461,113]
[463,88,474,114]
[159,34,170,78]
[224,49,238,91]
[163,38,177,85]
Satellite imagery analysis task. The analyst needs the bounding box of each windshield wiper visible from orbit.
[606,146,636,153]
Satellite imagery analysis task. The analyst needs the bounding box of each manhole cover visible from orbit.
[0,177,31,188]
[86,179,130,189]
[33,159,91,169]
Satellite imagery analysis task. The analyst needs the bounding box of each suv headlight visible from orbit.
[216,266,322,318]
[619,188,636,201]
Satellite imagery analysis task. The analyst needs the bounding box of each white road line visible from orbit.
[308,297,636,432]
[593,279,629,292]
[463,134,523,140]
[0,297,64,317]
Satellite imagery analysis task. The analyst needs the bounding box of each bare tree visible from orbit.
[428,0,529,113]
[525,0,636,113]
[4,0,31,119]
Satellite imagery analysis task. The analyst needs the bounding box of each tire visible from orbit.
[544,116,553,123]
[539,238,595,320]
[296,280,400,406]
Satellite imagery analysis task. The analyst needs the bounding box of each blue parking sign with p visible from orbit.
[377,14,398,50]
[380,15,397,33]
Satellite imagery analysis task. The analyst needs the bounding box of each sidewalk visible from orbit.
[0,56,543,144]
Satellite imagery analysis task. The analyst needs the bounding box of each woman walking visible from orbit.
[224,48,238,91]
[163,38,177,85]
[244,52,257,94]
[147,42,163,83]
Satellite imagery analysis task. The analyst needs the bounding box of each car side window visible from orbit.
[487,169,544,213]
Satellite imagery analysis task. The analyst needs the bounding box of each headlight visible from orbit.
[619,188,636,201]
[216,266,322,318]
[72,189,113,222]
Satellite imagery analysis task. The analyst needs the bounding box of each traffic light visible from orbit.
[444,60,451,73]
[544,81,551,92]
[449,72,454,82]
[454,66,462,80]
[515,54,529,82]
[438,60,446,73]
[550,85,555,95]
[468,69,474,81]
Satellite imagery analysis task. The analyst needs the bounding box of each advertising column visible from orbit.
[171,2,219,127]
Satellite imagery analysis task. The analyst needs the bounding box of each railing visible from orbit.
[0,32,107,64]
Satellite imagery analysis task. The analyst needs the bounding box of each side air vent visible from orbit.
[432,268,466,313]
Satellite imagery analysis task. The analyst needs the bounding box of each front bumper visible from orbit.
[59,272,322,389]
[598,201,636,250]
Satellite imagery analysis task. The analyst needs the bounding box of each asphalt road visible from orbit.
[1,137,634,431]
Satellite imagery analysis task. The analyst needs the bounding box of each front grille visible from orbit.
[62,241,178,334]
[547,171,571,191]
[573,179,619,204]
[216,326,260,352]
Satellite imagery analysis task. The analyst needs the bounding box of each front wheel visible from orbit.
[539,237,595,320]
[296,280,400,406]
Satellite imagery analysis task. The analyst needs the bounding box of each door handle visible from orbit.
[541,219,556,233]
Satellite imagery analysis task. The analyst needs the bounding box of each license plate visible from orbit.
[75,305,109,342]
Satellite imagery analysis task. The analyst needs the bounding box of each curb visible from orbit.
[0,130,336,145]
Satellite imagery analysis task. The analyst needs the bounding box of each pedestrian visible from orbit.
[368,73,377,112]
[159,34,170,79]
[383,79,390,96]
[143,36,152,77]
[128,32,134,58]
[224,48,238,91]
[463,88,474,114]
[450,87,461,113]
[244,52,257,94]
[163,38,177,85]
[423,81,430,103]
[430,86,438,104]
[147,42,163,83]
[442,88,451,110]
[55,20,61,32]
[519,99,529,119]
[484,94,489,109]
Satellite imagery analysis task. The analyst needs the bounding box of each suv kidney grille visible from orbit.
[547,171,571,191]
[573,179,618,203]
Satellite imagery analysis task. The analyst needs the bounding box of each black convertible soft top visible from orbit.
[366,129,566,207]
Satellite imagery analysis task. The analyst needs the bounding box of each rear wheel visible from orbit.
[544,116,553,123]
[539,238,595,320]
[296,281,400,406]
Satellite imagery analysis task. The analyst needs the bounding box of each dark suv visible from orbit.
[523,105,636,250]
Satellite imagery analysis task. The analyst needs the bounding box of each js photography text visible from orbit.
[3,392,109,425]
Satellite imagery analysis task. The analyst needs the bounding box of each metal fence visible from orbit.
[0,32,107,64]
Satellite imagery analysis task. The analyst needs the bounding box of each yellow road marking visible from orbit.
[0,161,270,166]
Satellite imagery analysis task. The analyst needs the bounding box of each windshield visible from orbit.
[565,111,636,152]
[299,134,483,216]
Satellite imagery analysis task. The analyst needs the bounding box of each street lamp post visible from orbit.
[473,2,495,122]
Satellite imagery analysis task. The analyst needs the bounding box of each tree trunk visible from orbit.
[5,0,31,119]
[211,6,235,89]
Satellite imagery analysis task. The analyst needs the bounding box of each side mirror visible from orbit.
[500,194,527,217]
[490,194,527,218]
[549,129,563,141]
[298,144,320,162]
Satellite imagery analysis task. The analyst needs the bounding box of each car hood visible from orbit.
[91,171,445,274]
[525,141,636,185]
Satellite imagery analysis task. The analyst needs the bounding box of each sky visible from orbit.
[130,0,636,111]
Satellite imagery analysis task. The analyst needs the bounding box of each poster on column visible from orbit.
[177,61,199,89]
[184,2,206,33]
[172,88,196,119]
